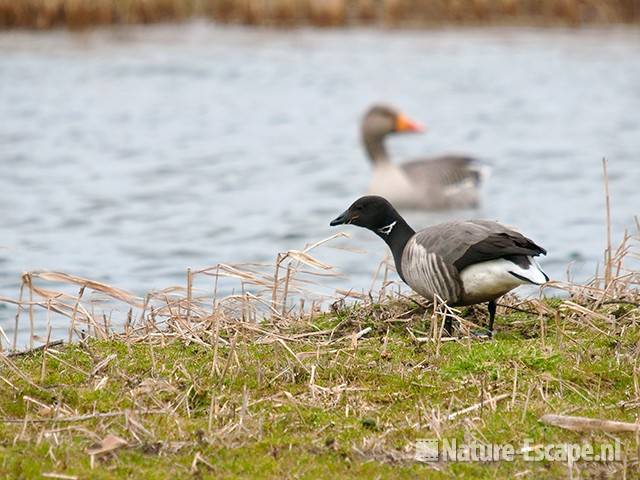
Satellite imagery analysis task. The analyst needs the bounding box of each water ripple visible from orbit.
[0,25,639,337]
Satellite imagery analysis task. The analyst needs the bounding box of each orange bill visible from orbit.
[395,113,425,133]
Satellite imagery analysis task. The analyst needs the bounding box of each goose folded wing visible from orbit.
[452,228,547,272]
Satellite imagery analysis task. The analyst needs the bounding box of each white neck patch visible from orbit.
[378,221,397,236]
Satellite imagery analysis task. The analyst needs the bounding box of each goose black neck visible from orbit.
[362,131,389,164]
[373,215,415,281]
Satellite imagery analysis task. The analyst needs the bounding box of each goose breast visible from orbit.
[368,163,420,207]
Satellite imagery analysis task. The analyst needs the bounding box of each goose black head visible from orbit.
[330,196,416,277]
[330,196,403,236]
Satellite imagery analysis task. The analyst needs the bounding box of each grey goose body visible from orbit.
[401,220,548,306]
[362,104,483,210]
[330,196,548,335]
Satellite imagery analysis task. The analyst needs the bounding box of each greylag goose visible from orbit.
[362,104,483,210]
[330,196,548,336]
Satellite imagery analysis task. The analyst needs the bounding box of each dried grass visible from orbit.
[1,165,640,477]
[2,231,355,353]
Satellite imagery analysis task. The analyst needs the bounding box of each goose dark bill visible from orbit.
[329,211,351,226]
[330,195,549,337]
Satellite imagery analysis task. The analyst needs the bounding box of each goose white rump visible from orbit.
[460,257,548,304]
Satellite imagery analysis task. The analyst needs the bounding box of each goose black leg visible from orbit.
[444,316,453,337]
[487,300,497,337]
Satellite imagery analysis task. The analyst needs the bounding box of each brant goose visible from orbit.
[362,104,483,210]
[330,196,548,336]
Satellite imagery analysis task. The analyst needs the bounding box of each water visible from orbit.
[1,23,639,342]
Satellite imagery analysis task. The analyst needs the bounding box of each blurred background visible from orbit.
[1,1,639,343]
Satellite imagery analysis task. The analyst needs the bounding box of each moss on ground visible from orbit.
[1,297,639,479]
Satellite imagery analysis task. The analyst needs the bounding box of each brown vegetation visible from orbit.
[1,215,640,477]
[0,0,638,29]
[1,163,640,477]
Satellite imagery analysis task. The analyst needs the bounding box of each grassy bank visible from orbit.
[2,279,640,477]
[1,0,638,29]
[1,166,639,478]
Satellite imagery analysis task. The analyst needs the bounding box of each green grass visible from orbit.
[1,297,639,479]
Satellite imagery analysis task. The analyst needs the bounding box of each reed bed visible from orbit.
[0,0,638,29]
[1,208,640,477]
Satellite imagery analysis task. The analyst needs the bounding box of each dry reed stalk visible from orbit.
[368,257,385,298]
[447,392,510,421]
[0,353,46,392]
[380,261,391,302]
[40,321,52,384]
[1,409,166,424]
[45,350,90,377]
[540,414,640,433]
[271,253,282,315]
[6,340,64,358]
[11,278,25,351]
[510,364,518,409]
[603,158,613,288]
[521,382,535,422]
[41,472,78,479]
[30,271,143,306]
[430,295,440,339]
[190,451,214,474]
[210,314,222,376]
[281,265,292,318]
[217,330,238,384]
[186,268,193,323]
[27,274,34,350]
[0,325,8,352]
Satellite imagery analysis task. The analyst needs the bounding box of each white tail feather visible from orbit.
[460,256,548,303]
[508,257,548,285]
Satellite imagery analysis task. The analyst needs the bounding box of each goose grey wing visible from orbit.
[409,220,545,273]
[452,220,546,271]
[400,155,482,187]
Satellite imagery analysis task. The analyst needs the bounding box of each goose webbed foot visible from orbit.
[470,330,492,339]
[443,301,496,339]
[467,301,496,339]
